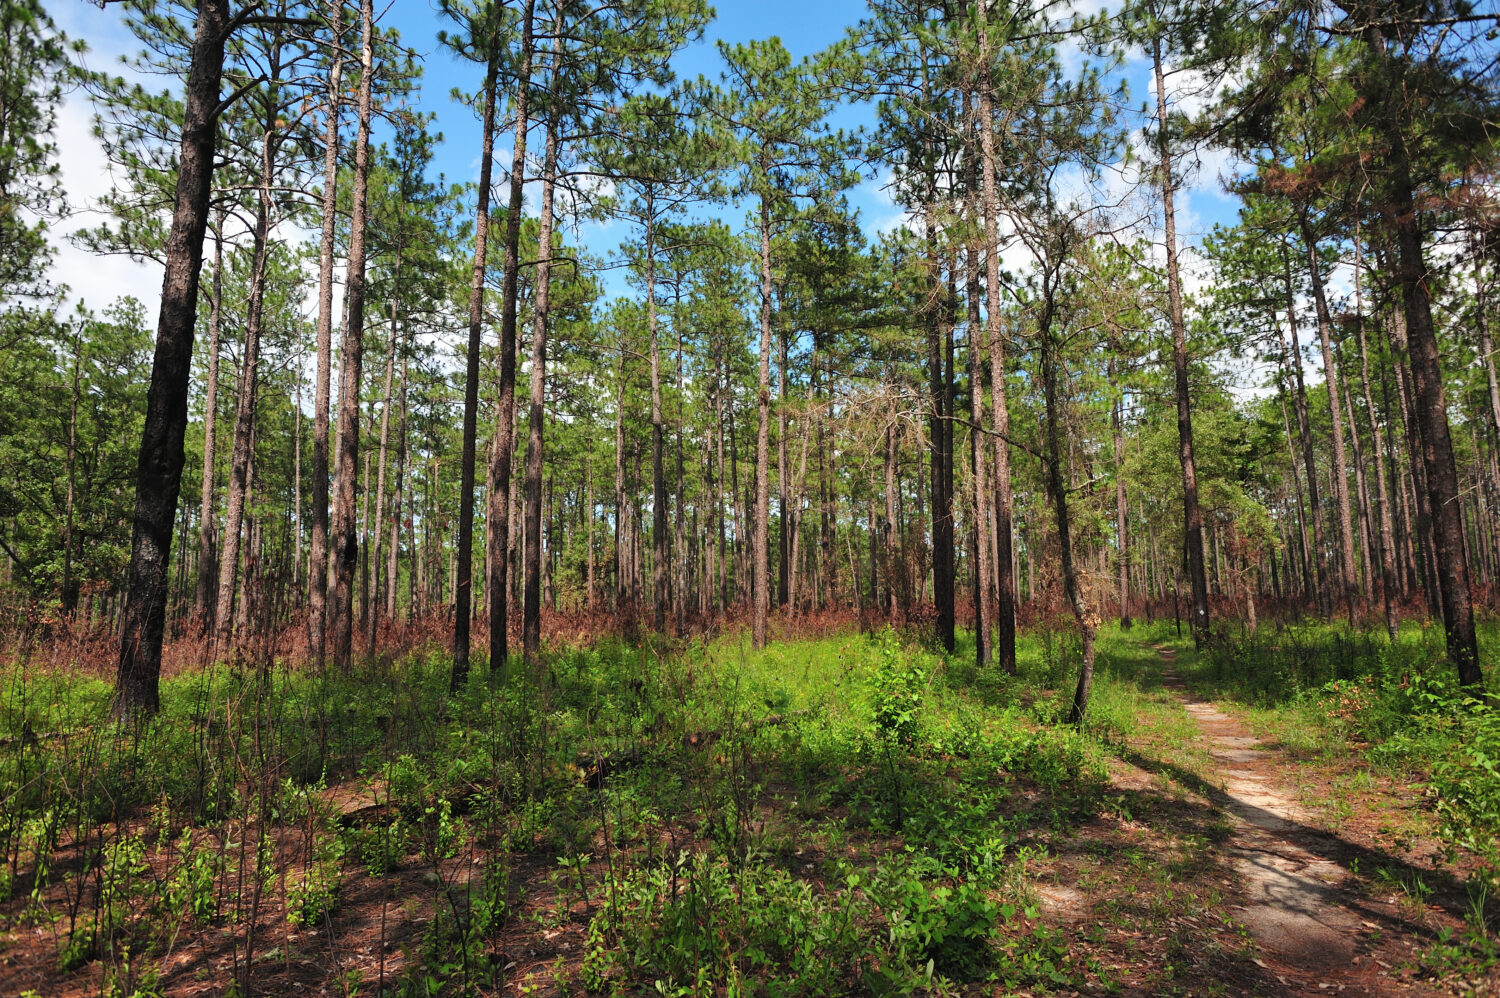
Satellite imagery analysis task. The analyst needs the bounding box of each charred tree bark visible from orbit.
[115,0,232,717]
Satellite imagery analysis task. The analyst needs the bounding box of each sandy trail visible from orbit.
[1154,644,1394,994]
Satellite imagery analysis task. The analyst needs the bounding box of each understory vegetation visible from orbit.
[2,619,1496,996]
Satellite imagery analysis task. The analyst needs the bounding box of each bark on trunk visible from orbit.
[1299,212,1359,621]
[647,189,669,633]
[1111,358,1132,629]
[1387,177,1482,688]
[486,0,535,678]
[1153,38,1210,646]
[329,0,374,672]
[309,0,343,671]
[367,294,400,652]
[976,84,1016,672]
[452,51,499,688]
[195,213,225,625]
[522,106,558,667]
[1280,245,1328,614]
[214,162,271,650]
[1039,294,1097,726]
[115,0,232,717]
[752,191,773,649]
[967,262,992,665]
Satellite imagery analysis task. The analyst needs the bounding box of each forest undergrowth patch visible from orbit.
[0,620,1495,996]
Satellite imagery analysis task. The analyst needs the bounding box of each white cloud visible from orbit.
[50,95,162,319]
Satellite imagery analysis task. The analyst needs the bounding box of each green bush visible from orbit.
[1431,699,1500,886]
[868,627,926,750]
[871,849,1003,980]
[583,852,901,996]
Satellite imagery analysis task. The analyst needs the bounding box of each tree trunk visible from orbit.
[1355,269,1398,637]
[1299,212,1359,621]
[195,212,225,624]
[388,350,407,619]
[215,122,277,651]
[1280,246,1328,613]
[1278,388,1314,603]
[752,191,773,649]
[1111,358,1132,629]
[615,338,630,612]
[1152,38,1210,646]
[1039,288,1097,725]
[1388,305,1442,616]
[523,105,559,667]
[962,153,991,665]
[777,317,790,610]
[1387,174,1482,688]
[647,189,669,633]
[925,202,955,653]
[452,50,500,688]
[329,0,374,672]
[884,421,899,617]
[486,0,535,678]
[309,0,343,671]
[367,294,400,652]
[114,0,232,717]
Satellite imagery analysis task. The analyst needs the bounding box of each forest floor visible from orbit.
[0,621,1496,997]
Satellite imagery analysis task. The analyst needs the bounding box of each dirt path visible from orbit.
[1152,644,1439,996]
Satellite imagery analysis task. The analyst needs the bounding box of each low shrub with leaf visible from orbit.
[1431,698,1500,891]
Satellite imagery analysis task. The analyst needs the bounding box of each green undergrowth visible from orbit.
[0,624,1135,995]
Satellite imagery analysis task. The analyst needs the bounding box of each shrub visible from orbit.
[1431,698,1500,889]
[582,852,897,996]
